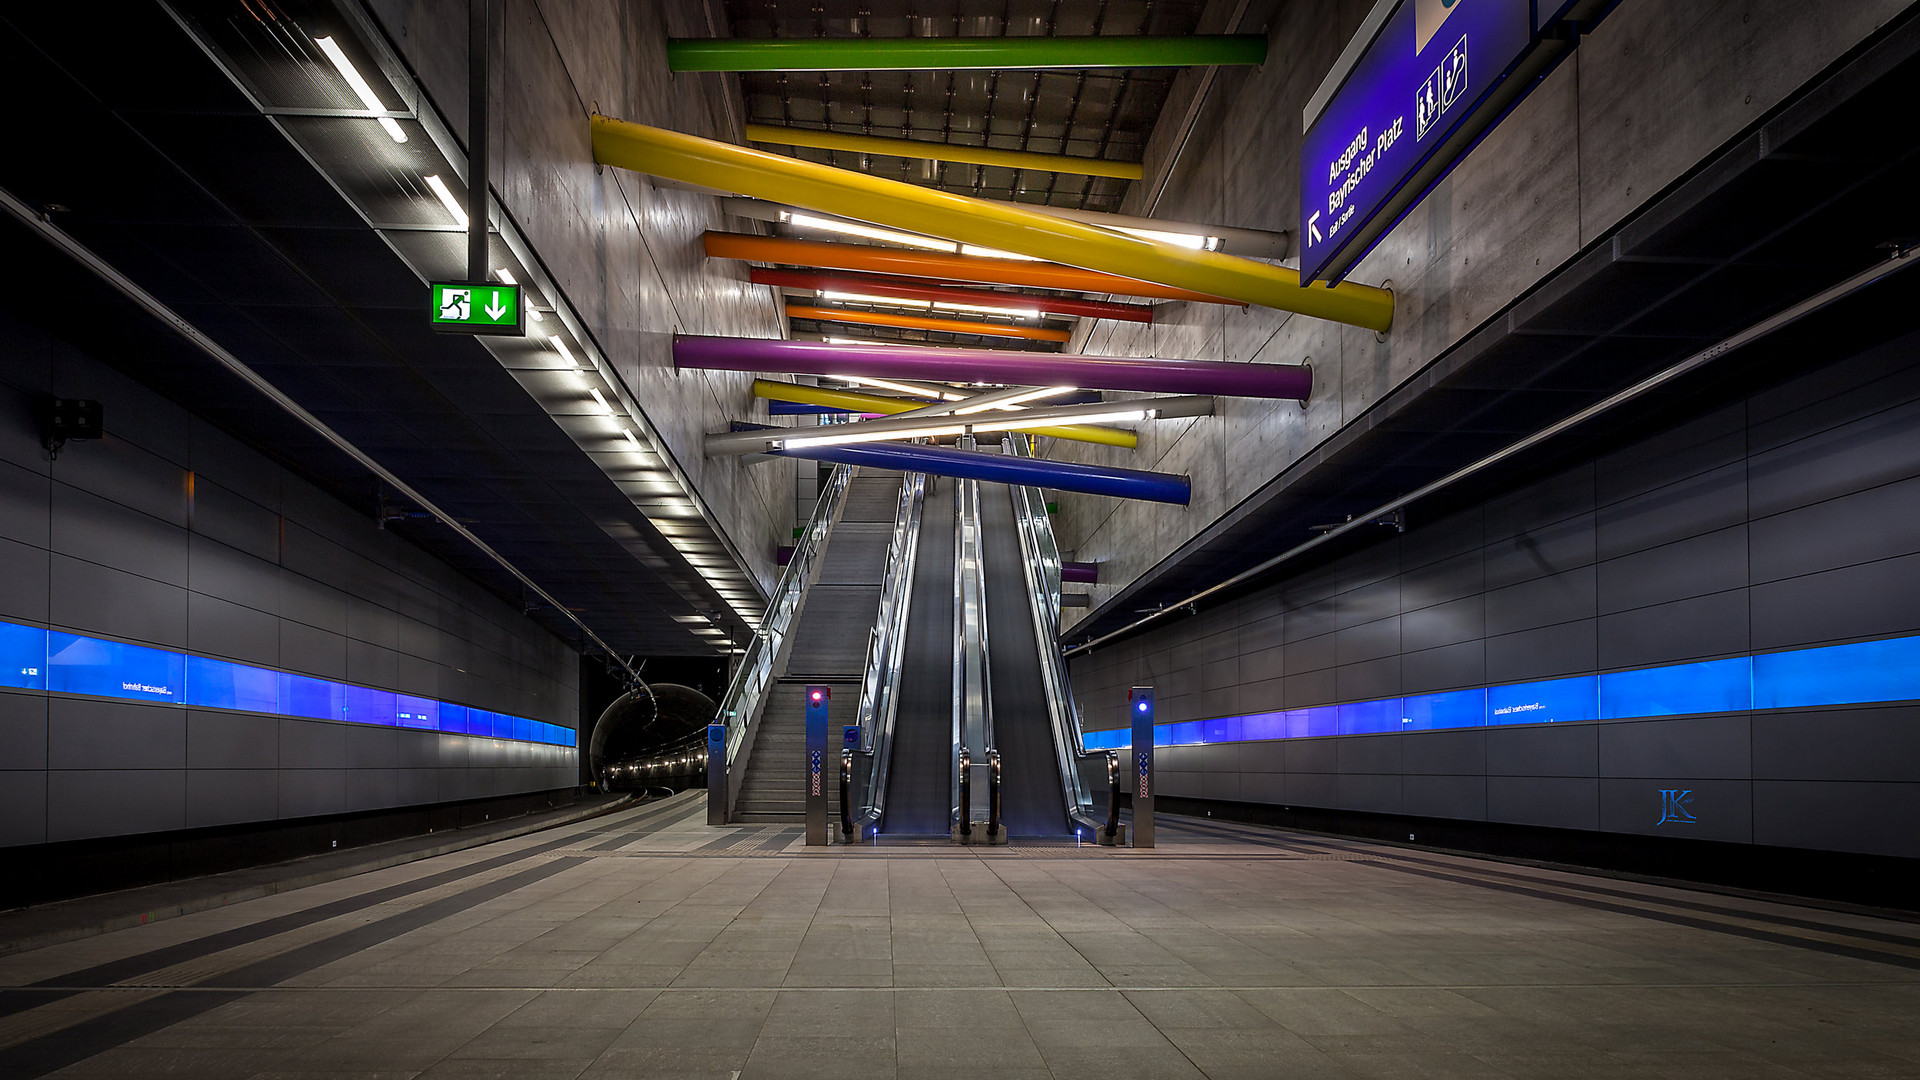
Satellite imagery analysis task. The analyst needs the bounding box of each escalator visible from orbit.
[877,476,957,835]
[977,483,1071,836]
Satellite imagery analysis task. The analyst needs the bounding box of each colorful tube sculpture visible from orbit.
[749,268,1154,323]
[667,35,1268,72]
[709,233,1234,305]
[784,303,1072,343]
[681,337,1313,401]
[753,379,1137,449]
[743,124,1141,180]
[769,440,1190,505]
[590,116,1394,331]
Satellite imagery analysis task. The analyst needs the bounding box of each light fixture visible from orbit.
[495,269,542,322]
[622,429,641,448]
[1108,226,1221,251]
[951,386,1077,414]
[821,290,933,311]
[314,36,407,144]
[547,334,577,367]
[775,407,1148,451]
[930,300,1042,320]
[786,212,953,252]
[587,387,612,414]
[423,174,467,228]
[959,244,1044,262]
[834,374,963,401]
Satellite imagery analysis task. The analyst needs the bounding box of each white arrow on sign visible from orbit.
[484,290,508,321]
[1307,211,1322,246]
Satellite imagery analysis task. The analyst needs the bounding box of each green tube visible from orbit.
[666,35,1268,73]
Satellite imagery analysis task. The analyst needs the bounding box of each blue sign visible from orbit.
[1300,0,1539,283]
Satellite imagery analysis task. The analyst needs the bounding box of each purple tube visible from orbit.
[675,336,1311,401]
[1061,561,1100,584]
[770,441,1190,505]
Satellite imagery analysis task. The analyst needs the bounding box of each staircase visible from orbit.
[734,678,857,823]
[731,470,900,824]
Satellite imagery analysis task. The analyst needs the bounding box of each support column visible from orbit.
[1131,686,1155,849]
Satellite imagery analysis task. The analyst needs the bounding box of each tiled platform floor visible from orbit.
[1,791,1916,1079]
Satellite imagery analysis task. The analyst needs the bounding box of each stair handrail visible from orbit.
[1004,437,1105,835]
[712,464,855,774]
[849,471,926,838]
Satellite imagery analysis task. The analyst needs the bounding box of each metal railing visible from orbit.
[712,464,855,785]
[849,472,926,837]
[1005,437,1105,834]
[953,472,996,830]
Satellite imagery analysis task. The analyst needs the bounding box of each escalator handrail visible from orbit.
[1005,437,1105,834]
[954,474,995,830]
[850,471,926,835]
[712,463,855,768]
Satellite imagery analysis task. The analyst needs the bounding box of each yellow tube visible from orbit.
[744,123,1143,181]
[752,379,1138,450]
[591,115,1395,332]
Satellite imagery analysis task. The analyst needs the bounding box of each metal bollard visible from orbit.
[987,748,1002,839]
[1104,750,1121,840]
[839,748,854,842]
[957,748,972,839]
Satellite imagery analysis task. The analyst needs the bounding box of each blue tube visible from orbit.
[771,440,1190,504]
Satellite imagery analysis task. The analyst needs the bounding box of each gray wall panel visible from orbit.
[0,771,47,845]
[1338,774,1401,814]
[50,555,187,648]
[1751,706,1920,781]
[1596,590,1750,669]
[0,693,48,769]
[51,484,187,587]
[1750,475,1920,582]
[47,770,186,842]
[1401,595,1484,652]
[1400,640,1486,693]
[1487,725,1598,777]
[1749,553,1920,649]
[0,536,50,624]
[1403,774,1487,820]
[1400,730,1485,776]
[1599,778,1752,843]
[186,710,279,770]
[0,461,50,546]
[1484,620,1596,683]
[1596,526,1748,615]
[187,591,281,668]
[48,698,186,771]
[1598,715,1751,779]
[1487,776,1599,831]
[186,768,279,828]
[1754,781,1920,858]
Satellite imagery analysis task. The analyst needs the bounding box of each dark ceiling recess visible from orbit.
[0,4,747,657]
[724,0,1207,212]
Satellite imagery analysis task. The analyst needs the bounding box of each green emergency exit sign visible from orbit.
[430,282,524,335]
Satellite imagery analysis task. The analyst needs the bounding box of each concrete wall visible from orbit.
[369,0,791,594]
[1070,325,1920,859]
[1053,0,1914,628]
[0,311,578,847]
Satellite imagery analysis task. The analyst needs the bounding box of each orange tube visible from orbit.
[783,304,1072,343]
[705,232,1244,307]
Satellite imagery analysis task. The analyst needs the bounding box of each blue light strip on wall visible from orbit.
[1081,633,1920,751]
[0,619,575,748]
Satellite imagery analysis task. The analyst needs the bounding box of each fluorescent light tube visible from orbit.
[952,386,1076,414]
[835,374,962,401]
[424,174,467,228]
[495,269,541,321]
[780,423,968,450]
[821,290,933,311]
[587,387,612,413]
[787,212,955,252]
[548,334,577,367]
[314,36,407,143]
[960,244,1044,261]
[931,300,1042,319]
[622,429,641,448]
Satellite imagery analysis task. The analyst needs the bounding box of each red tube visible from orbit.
[749,268,1154,323]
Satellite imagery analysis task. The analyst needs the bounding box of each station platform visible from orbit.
[1,791,1915,1079]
